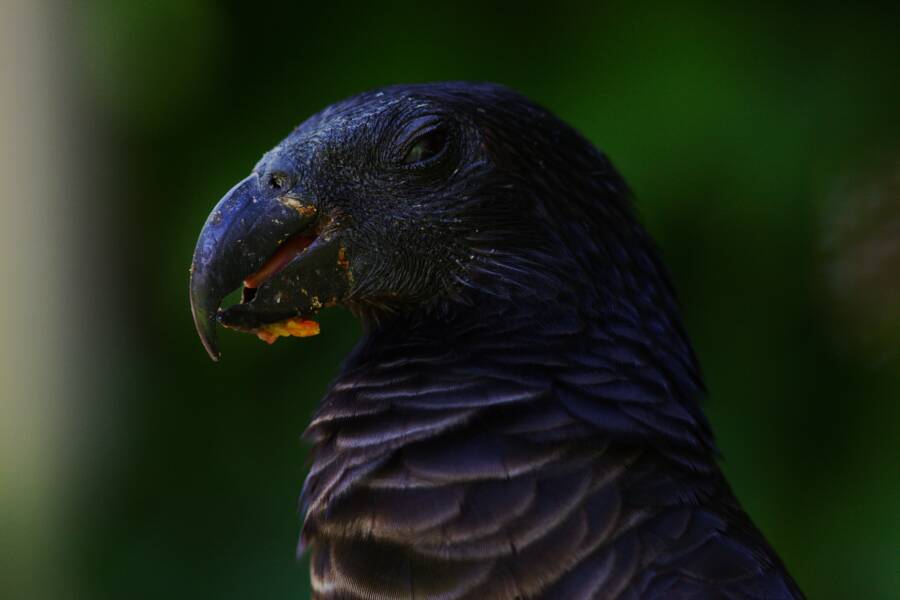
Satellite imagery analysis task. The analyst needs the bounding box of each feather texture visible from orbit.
[276,82,803,599]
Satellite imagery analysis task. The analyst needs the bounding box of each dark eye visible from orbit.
[268,171,289,191]
[402,129,447,165]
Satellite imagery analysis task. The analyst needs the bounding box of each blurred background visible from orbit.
[2,1,899,598]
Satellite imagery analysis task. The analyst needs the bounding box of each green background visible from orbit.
[56,2,900,598]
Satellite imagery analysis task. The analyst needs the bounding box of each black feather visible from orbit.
[267,82,805,598]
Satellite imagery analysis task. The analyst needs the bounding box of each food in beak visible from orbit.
[255,318,320,344]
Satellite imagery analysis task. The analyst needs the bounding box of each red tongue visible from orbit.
[243,233,315,289]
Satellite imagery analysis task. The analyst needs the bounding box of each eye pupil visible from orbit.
[403,130,447,165]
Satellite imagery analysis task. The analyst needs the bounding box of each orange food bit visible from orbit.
[255,318,320,344]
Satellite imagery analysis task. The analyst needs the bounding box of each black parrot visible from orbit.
[190,82,803,599]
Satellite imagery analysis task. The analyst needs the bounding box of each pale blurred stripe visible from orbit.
[0,1,73,597]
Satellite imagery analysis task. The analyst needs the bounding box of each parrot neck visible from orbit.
[299,287,717,542]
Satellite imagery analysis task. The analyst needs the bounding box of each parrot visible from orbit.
[190,82,803,599]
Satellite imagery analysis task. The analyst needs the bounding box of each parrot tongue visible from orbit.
[233,231,322,345]
[242,232,316,291]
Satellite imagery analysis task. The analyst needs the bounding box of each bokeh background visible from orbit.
[3,1,899,598]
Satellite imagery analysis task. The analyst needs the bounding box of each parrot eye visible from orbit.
[402,128,448,166]
[268,171,289,191]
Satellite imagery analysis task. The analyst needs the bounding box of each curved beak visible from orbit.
[189,174,350,361]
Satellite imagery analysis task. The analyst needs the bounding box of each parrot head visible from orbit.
[190,82,637,360]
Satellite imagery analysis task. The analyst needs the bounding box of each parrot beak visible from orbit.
[189,174,351,361]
